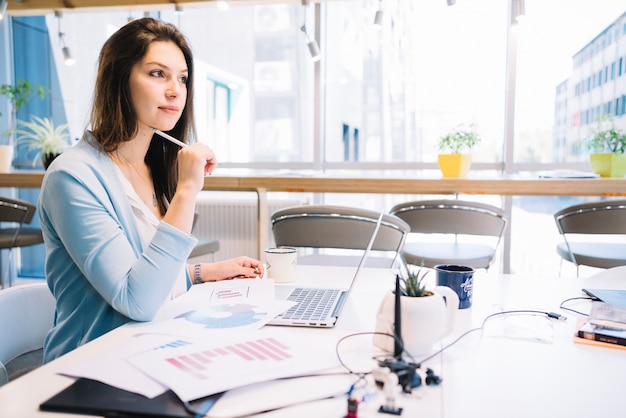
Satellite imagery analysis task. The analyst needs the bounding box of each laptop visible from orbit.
[582,288,626,308]
[268,211,385,328]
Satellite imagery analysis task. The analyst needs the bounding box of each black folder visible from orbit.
[40,378,223,417]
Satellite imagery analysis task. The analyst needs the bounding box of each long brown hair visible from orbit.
[89,17,196,215]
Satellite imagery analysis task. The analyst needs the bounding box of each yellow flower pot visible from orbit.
[437,154,472,178]
[589,153,626,178]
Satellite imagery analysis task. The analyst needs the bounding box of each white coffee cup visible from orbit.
[264,247,297,283]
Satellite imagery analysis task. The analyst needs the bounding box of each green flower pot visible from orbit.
[589,153,626,178]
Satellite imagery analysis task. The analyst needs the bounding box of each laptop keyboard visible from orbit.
[281,288,340,321]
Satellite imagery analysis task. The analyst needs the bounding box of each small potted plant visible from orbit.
[584,115,626,178]
[398,264,433,297]
[0,80,46,171]
[373,262,459,356]
[437,124,481,178]
[14,116,73,169]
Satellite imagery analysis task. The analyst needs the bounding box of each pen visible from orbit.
[149,127,188,148]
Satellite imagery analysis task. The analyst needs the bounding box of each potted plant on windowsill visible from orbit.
[373,263,459,356]
[584,115,626,178]
[437,124,481,178]
[15,116,72,169]
[0,80,46,171]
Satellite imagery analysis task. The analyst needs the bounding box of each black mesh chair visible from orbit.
[271,204,410,268]
[0,196,44,288]
[554,199,626,276]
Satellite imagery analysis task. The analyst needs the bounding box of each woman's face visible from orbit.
[129,41,188,134]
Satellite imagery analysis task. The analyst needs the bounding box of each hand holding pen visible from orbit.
[150,127,217,175]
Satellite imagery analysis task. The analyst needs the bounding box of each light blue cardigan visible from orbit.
[38,132,197,363]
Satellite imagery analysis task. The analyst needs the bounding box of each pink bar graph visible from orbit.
[165,337,293,378]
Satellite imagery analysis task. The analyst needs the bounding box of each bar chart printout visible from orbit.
[128,330,340,402]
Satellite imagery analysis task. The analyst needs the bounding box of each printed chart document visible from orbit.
[144,279,296,338]
[127,329,341,402]
[60,279,301,398]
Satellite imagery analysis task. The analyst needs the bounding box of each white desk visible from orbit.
[1,265,625,418]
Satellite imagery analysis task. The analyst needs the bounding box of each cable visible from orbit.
[335,331,415,374]
[559,296,593,317]
[183,310,568,416]
[415,309,567,364]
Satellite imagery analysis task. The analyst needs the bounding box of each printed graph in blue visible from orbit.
[176,304,268,328]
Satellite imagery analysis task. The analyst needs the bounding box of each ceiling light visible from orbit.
[0,0,8,21]
[56,11,76,66]
[62,46,75,66]
[374,0,383,25]
[301,1,320,62]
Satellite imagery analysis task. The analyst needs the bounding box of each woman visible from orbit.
[38,17,264,363]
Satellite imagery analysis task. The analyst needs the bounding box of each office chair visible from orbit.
[0,283,55,386]
[0,196,44,288]
[390,199,507,270]
[188,212,220,262]
[189,237,220,260]
[554,199,626,277]
[270,204,410,267]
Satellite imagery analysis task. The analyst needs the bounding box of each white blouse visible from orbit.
[113,165,187,301]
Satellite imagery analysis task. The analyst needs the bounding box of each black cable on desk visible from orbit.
[559,296,593,317]
[412,309,567,364]
[183,310,568,417]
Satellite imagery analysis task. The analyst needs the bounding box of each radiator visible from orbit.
[190,193,307,263]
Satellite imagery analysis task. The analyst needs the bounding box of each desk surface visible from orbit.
[1,265,625,418]
[1,171,626,196]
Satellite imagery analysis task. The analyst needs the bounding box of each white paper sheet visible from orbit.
[59,278,296,398]
[126,328,341,402]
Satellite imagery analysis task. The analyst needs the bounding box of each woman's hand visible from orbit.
[163,142,217,234]
[194,257,265,283]
[176,142,217,193]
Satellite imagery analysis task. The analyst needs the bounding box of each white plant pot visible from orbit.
[0,145,14,172]
[373,286,459,357]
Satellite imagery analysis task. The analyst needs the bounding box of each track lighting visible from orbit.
[55,11,76,66]
[0,0,8,21]
[301,1,320,62]
[62,46,75,66]
[301,24,320,62]
[374,0,383,25]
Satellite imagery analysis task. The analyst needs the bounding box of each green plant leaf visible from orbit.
[14,116,72,165]
[438,124,481,154]
[398,257,432,297]
[585,115,626,154]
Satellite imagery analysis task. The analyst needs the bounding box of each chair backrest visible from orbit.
[554,199,626,235]
[390,199,507,238]
[271,204,410,254]
[0,196,37,224]
[0,283,55,385]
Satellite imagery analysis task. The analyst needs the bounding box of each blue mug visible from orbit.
[435,264,474,309]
